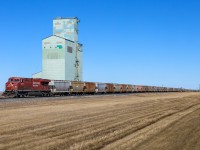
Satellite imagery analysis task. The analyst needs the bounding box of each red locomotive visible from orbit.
[3,77,51,98]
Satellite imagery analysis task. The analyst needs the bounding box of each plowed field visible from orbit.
[0,93,200,150]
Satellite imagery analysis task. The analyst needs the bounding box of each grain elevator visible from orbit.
[33,17,83,81]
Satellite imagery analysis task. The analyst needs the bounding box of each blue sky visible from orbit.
[0,0,200,91]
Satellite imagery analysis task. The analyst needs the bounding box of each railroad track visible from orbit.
[0,92,181,102]
[0,93,140,102]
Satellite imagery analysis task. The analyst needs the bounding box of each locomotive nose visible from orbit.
[6,82,16,90]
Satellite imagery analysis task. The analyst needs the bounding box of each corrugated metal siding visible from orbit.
[42,36,66,80]
[53,18,78,42]
[65,40,76,80]
[41,36,83,81]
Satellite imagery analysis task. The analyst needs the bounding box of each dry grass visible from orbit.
[0,93,200,150]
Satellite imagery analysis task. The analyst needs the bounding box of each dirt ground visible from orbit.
[0,92,200,150]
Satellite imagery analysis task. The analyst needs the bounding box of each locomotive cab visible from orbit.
[6,77,21,91]
[3,77,21,97]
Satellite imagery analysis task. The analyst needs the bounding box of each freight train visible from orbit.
[2,77,193,98]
